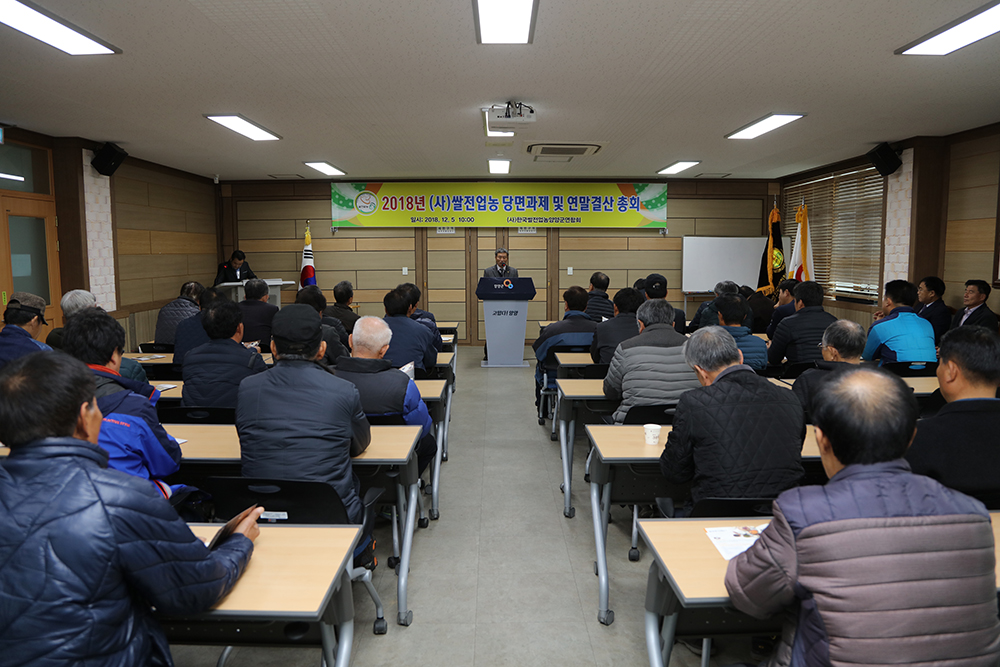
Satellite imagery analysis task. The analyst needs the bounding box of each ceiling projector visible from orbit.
[487,103,536,132]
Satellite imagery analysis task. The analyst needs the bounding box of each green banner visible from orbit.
[331,182,667,227]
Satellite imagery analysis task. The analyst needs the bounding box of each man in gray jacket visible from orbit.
[603,299,700,423]
[726,366,1000,666]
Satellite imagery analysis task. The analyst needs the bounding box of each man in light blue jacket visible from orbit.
[863,279,936,365]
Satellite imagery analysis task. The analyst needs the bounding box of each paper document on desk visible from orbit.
[155,384,177,392]
[400,361,415,379]
[705,524,769,560]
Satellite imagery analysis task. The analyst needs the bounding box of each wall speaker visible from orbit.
[866,142,902,177]
[90,142,128,176]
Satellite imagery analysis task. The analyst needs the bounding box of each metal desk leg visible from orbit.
[442,384,453,461]
[591,478,614,625]
[322,569,356,667]
[644,563,680,667]
[397,479,418,626]
[429,419,444,520]
[559,418,574,518]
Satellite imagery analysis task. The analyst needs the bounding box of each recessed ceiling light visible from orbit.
[205,115,281,141]
[489,159,510,174]
[483,109,514,137]
[657,161,700,175]
[897,1,1000,55]
[304,162,346,176]
[727,114,804,140]
[474,0,539,44]
[0,0,117,55]
[0,172,26,182]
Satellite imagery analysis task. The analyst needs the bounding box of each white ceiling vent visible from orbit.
[526,143,602,157]
[533,155,573,163]
[695,172,731,178]
[268,173,305,179]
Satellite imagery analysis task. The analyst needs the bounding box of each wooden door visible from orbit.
[0,195,62,339]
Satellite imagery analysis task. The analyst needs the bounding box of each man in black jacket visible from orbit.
[951,279,999,333]
[768,280,837,366]
[295,285,350,365]
[766,278,800,339]
[916,276,951,344]
[590,287,644,364]
[792,319,866,423]
[183,300,268,408]
[0,351,260,667]
[660,326,805,513]
[214,250,257,285]
[238,278,279,349]
[907,326,1000,504]
[173,286,227,371]
[644,272,686,333]
[584,272,615,321]
[154,281,203,345]
[325,280,361,333]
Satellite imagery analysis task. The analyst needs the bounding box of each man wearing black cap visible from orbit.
[236,304,371,523]
[0,291,52,370]
[643,273,687,334]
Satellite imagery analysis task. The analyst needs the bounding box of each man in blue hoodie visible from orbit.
[863,279,936,366]
[63,308,182,499]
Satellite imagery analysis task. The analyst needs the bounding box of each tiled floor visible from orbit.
[172,348,759,666]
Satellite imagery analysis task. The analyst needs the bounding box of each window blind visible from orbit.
[783,165,885,302]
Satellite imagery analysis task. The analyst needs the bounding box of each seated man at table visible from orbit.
[716,293,767,370]
[63,308,183,498]
[238,278,279,349]
[155,280,203,345]
[584,271,615,322]
[0,291,52,371]
[660,326,804,513]
[907,326,1000,504]
[643,272,686,333]
[238,304,371,524]
[767,280,836,367]
[863,279,936,366]
[689,280,753,332]
[295,285,349,364]
[727,367,1000,665]
[182,300,268,409]
[397,282,443,351]
[383,288,437,373]
[604,299,700,423]
[335,316,437,474]
[952,279,1000,333]
[742,284,774,334]
[325,280,361,333]
[792,319,866,422]
[766,278,799,339]
[590,287,644,364]
[916,275,951,344]
[173,286,227,370]
[533,286,597,404]
[0,351,261,667]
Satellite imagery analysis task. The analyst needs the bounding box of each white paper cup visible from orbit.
[643,423,662,445]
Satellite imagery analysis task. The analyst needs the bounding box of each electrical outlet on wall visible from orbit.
[567,267,573,275]
[402,267,408,275]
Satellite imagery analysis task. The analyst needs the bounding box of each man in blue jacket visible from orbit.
[0,350,261,667]
[0,291,51,370]
[532,286,597,404]
[716,293,767,370]
[863,279,936,365]
[63,308,183,499]
[383,288,437,373]
[183,300,268,408]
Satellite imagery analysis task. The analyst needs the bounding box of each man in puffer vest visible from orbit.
[726,366,1000,666]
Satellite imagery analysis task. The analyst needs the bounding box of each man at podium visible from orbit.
[214,250,257,285]
[483,248,518,279]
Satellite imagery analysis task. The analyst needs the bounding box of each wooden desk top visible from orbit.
[753,333,768,341]
[436,352,454,367]
[351,425,421,464]
[125,352,273,365]
[767,377,792,389]
[437,321,460,330]
[555,352,594,367]
[187,524,359,617]
[415,379,446,401]
[441,334,455,345]
[556,378,607,399]
[904,376,939,395]
[587,424,820,460]
[539,320,556,328]
[155,381,184,400]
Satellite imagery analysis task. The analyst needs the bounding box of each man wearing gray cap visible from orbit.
[0,291,52,370]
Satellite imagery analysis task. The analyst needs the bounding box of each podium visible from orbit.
[476,277,536,368]
[216,279,296,308]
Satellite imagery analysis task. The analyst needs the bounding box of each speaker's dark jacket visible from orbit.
[238,299,279,348]
[951,303,1000,333]
[214,261,257,286]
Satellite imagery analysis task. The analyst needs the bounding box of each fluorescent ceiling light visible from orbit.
[898,2,1000,55]
[727,114,804,140]
[658,161,700,175]
[483,110,514,137]
[489,159,510,174]
[304,162,345,176]
[475,0,538,44]
[0,0,117,55]
[0,172,26,182]
[205,115,281,141]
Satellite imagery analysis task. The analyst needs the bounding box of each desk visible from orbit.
[440,333,455,351]
[436,321,459,334]
[554,351,596,380]
[752,333,768,341]
[124,352,274,365]
[539,320,556,332]
[415,379,447,519]
[154,381,183,401]
[435,352,457,460]
[165,423,424,626]
[555,378,613,518]
[772,374,939,396]
[162,524,360,667]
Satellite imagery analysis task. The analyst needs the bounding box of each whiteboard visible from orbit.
[682,236,792,293]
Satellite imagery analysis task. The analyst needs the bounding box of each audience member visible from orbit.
[660,326,804,513]
[63,309,182,497]
[643,272,686,332]
[632,277,646,296]
[741,284,775,334]
[716,293,767,370]
[604,299,700,423]
[688,280,751,331]
[952,279,999,332]
[214,249,257,285]
[768,280,837,366]
[727,366,1000,665]
[533,286,597,404]
[863,279,936,365]
[335,316,437,474]
[154,281,203,344]
[916,275,951,344]
[397,282,443,351]
[382,288,437,372]
[0,291,51,370]
[238,304,371,523]
[295,285,350,364]
[0,351,260,667]
[793,319,866,422]
[590,287,644,364]
[907,326,1000,504]
[173,286,227,370]
[584,271,615,321]
[766,278,800,339]
[325,280,361,333]
[182,300,267,409]
[238,278,279,349]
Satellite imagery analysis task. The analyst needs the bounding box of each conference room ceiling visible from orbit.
[2,0,999,182]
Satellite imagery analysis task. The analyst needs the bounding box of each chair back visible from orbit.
[882,361,938,377]
[781,361,816,379]
[157,406,236,424]
[365,414,407,426]
[622,404,675,425]
[139,342,174,353]
[143,366,182,382]
[582,363,610,379]
[203,476,348,524]
[690,497,775,518]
